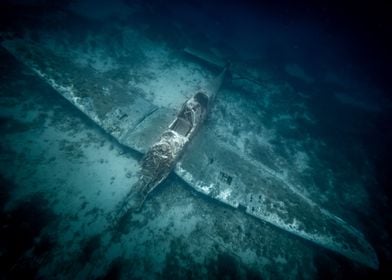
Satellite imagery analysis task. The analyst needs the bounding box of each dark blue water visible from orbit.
[0,1,391,279]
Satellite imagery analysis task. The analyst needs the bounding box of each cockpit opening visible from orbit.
[171,117,192,136]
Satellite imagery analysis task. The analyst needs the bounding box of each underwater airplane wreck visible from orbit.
[1,39,379,270]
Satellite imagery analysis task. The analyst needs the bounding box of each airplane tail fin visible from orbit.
[184,47,226,70]
[183,46,265,87]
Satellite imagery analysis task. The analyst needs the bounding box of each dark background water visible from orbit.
[1,0,391,279]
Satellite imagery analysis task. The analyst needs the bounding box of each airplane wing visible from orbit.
[174,102,379,269]
[2,39,176,154]
[2,39,379,269]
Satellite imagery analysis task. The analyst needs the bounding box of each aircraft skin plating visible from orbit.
[113,67,228,220]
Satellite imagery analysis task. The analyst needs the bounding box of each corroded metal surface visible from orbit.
[2,39,167,153]
[175,127,379,269]
[114,70,227,221]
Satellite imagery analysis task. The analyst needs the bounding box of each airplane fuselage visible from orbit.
[127,67,228,210]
